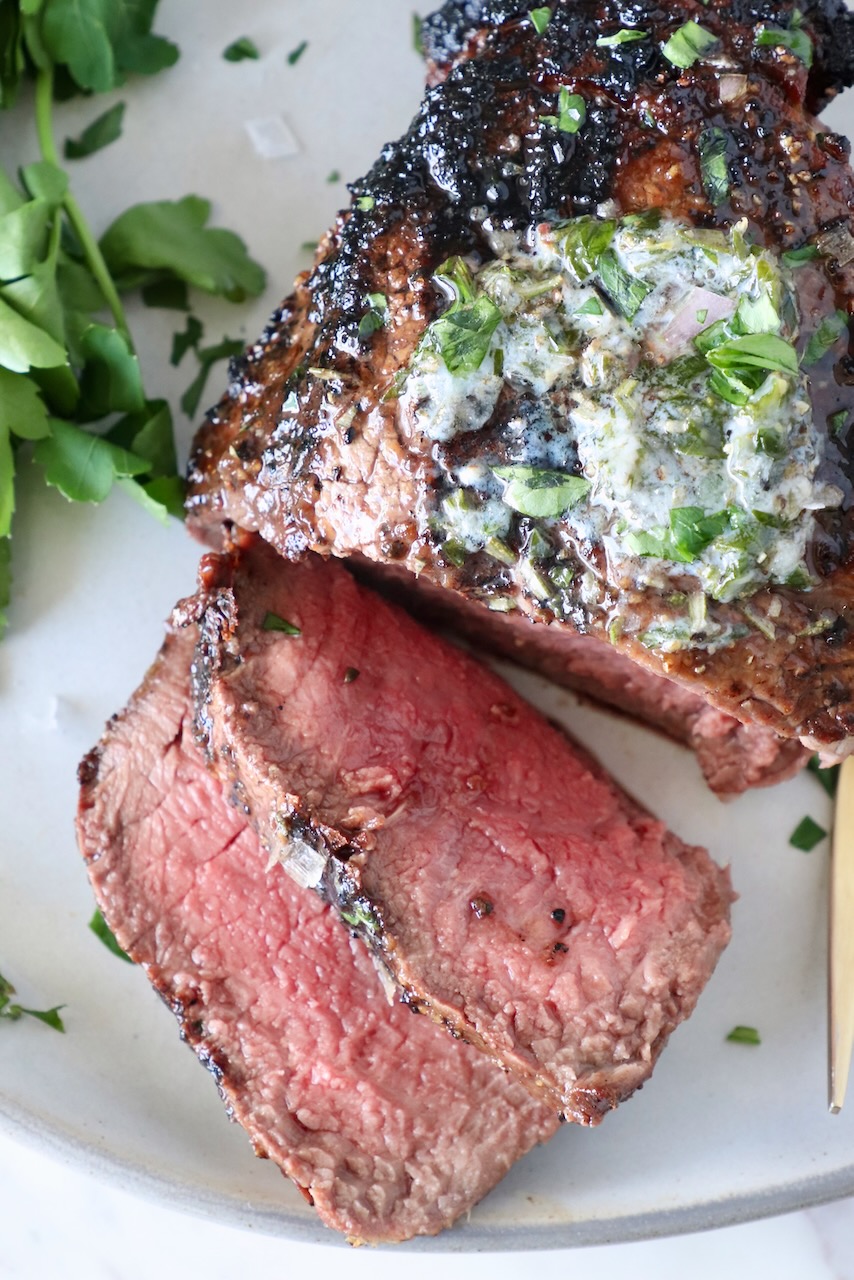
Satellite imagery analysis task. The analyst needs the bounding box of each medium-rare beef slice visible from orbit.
[76,626,559,1245]
[351,558,810,796]
[189,541,734,1124]
[186,0,854,759]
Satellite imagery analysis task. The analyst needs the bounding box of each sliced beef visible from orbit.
[190,541,734,1123]
[351,559,810,796]
[76,626,559,1244]
[186,0,854,758]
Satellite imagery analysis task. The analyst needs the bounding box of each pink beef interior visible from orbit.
[76,626,559,1244]
[194,544,734,1123]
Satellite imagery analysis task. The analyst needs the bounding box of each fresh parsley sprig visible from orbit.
[0,967,64,1032]
[0,1,267,639]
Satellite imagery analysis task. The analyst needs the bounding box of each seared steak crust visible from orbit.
[76,627,559,1244]
[187,0,854,755]
[189,541,733,1123]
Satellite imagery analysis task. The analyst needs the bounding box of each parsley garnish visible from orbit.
[180,338,244,418]
[64,103,126,160]
[356,195,376,211]
[0,969,65,1032]
[807,755,839,798]
[830,410,849,437]
[556,216,616,281]
[426,258,503,375]
[790,815,827,851]
[413,14,425,56]
[358,293,389,339]
[89,909,133,963]
[782,243,819,268]
[726,1025,761,1045]
[698,127,730,206]
[224,37,260,62]
[529,8,552,34]
[262,612,301,636]
[705,333,799,378]
[493,466,590,519]
[662,21,718,69]
[802,310,849,367]
[540,87,586,134]
[327,169,341,184]
[755,15,813,68]
[627,506,730,564]
[597,250,652,320]
[287,40,309,66]
[596,28,648,47]
[575,295,604,316]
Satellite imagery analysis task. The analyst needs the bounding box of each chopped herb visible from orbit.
[529,7,552,34]
[344,667,360,683]
[627,506,730,564]
[180,338,244,417]
[575,295,604,316]
[807,755,839,798]
[493,465,591,519]
[426,258,502,374]
[698,127,730,206]
[0,970,65,1032]
[224,37,260,62]
[89,909,133,963]
[705,333,799,378]
[170,314,203,366]
[358,292,389,339]
[726,1025,761,1045]
[286,40,309,66]
[696,308,708,324]
[597,250,653,320]
[556,216,616,281]
[662,21,718,69]
[412,13,425,56]
[356,195,376,211]
[789,815,827,851]
[327,170,341,183]
[596,28,648,47]
[830,409,849,436]
[540,88,586,135]
[262,611,301,636]
[782,243,819,267]
[802,309,849,367]
[64,103,126,160]
[755,18,813,68]
[300,240,319,252]
[141,278,190,311]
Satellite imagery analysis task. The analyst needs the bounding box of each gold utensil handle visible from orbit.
[829,755,854,1112]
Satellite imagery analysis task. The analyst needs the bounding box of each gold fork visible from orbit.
[829,755,854,1113]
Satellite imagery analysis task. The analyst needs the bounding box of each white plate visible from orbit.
[1,0,853,1251]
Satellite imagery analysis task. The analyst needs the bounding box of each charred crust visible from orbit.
[77,746,101,790]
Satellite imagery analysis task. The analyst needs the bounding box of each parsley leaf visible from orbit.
[802,310,849,367]
[426,257,502,374]
[89,908,133,962]
[756,18,813,68]
[0,969,65,1032]
[555,216,616,281]
[358,292,388,339]
[705,333,799,378]
[529,8,552,34]
[662,21,718,69]
[39,0,179,93]
[287,39,308,65]
[597,249,652,319]
[223,37,259,62]
[493,466,591,519]
[412,13,425,56]
[33,419,149,503]
[789,815,827,852]
[100,195,266,302]
[540,87,586,134]
[698,127,730,207]
[170,314,203,366]
[807,755,839,798]
[726,1025,761,1045]
[596,28,648,47]
[64,102,125,159]
[180,337,243,417]
[262,611,301,636]
[782,243,819,268]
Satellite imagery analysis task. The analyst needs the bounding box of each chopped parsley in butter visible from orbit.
[399,213,845,646]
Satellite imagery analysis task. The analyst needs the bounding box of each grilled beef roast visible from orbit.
[189,540,733,1123]
[187,0,854,762]
[76,626,559,1244]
